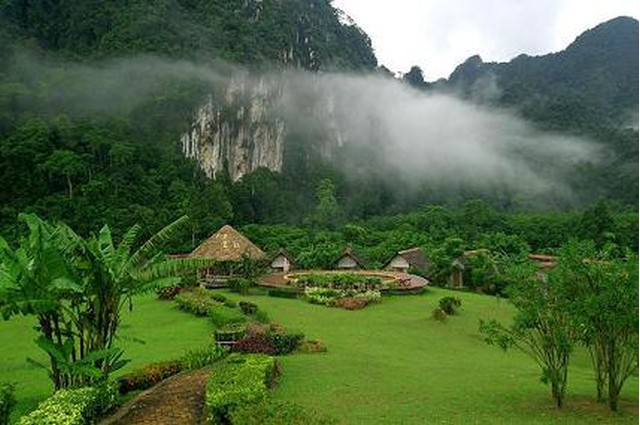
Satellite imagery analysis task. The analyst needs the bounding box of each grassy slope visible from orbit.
[0,296,213,422]
[224,288,638,425]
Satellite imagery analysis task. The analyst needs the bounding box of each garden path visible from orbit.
[100,368,210,425]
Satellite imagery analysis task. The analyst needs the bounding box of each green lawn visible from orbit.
[0,288,637,424]
[0,296,213,423]
[223,288,638,425]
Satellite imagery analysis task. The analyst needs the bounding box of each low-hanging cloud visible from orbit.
[7,50,600,204]
[277,71,599,201]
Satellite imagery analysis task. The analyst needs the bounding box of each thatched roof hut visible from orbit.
[383,247,429,273]
[334,248,367,270]
[270,248,296,273]
[190,225,266,262]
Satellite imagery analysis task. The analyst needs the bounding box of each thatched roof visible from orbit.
[399,247,429,269]
[271,248,295,264]
[190,225,266,262]
[528,253,557,269]
[334,248,367,269]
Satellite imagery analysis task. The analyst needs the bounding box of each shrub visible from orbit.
[18,384,118,425]
[239,301,258,315]
[439,296,462,315]
[297,340,327,353]
[223,299,238,308]
[205,354,279,424]
[431,307,448,322]
[181,345,228,371]
[270,333,304,355]
[333,297,368,310]
[228,277,252,295]
[252,309,270,323]
[209,305,246,328]
[353,290,382,304]
[304,287,342,305]
[215,324,247,344]
[117,361,183,394]
[232,333,277,355]
[230,400,337,425]
[156,285,184,300]
[267,288,298,298]
[211,293,228,303]
[174,290,218,317]
[0,383,15,425]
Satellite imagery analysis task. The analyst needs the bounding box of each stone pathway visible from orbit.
[100,368,210,425]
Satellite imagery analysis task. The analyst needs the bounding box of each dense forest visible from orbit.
[0,1,637,258]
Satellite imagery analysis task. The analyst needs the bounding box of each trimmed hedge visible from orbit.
[18,384,117,425]
[205,354,279,424]
[209,305,246,328]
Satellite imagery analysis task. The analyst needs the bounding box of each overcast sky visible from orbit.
[332,0,638,81]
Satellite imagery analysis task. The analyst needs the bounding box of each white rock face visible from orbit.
[181,74,286,182]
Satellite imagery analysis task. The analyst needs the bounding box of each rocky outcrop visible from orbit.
[181,74,286,181]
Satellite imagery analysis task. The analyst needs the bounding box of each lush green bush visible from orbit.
[214,324,247,344]
[267,288,299,298]
[205,354,279,424]
[209,305,247,328]
[304,287,342,305]
[223,299,238,308]
[239,301,259,315]
[270,333,305,355]
[438,296,462,315]
[354,290,382,304]
[117,361,183,394]
[230,400,337,425]
[180,345,228,371]
[156,285,184,300]
[228,278,252,295]
[174,289,220,317]
[431,307,448,322]
[0,382,16,425]
[18,384,118,425]
[211,293,228,303]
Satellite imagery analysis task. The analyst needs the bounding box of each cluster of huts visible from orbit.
[181,225,557,288]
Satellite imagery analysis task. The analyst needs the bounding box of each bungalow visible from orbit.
[270,248,295,273]
[189,225,266,286]
[334,248,367,270]
[383,247,429,275]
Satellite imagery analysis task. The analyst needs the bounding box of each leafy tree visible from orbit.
[403,65,426,89]
[309,179,343,230]
[40,150,86,199]
[556,241,638,411]
[480,261,577,408]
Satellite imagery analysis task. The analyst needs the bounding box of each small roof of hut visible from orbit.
[528,253,557,269]
[334,247,367,269]
[383,247,429,269]
[190,225,266,262]
[271,248,296,264]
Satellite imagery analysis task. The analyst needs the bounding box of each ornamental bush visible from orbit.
[439,296,462,315]
[156,285,184,300]
[209,305,246,328]
[239,301,258,315]
[267,288,298,298]
[0,382,16,425]
[205,354,279,424]
[117,361,183,394]
[180,345,228,371]
[18,384,118,425]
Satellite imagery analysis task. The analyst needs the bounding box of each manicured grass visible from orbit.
[223,288,638,425]
[0,295,214,423]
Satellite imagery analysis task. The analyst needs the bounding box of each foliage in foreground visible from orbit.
[205,354,279,424]
[0,382,16,425]
[0,214,204,390]
[17,384,118,425]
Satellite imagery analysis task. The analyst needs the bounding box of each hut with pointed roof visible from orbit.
[383,247,430,275]
[334,248,366,270]
[190,225,266,286]
[270,248,295,273]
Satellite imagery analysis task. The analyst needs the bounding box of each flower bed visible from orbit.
[304,287,382,310]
